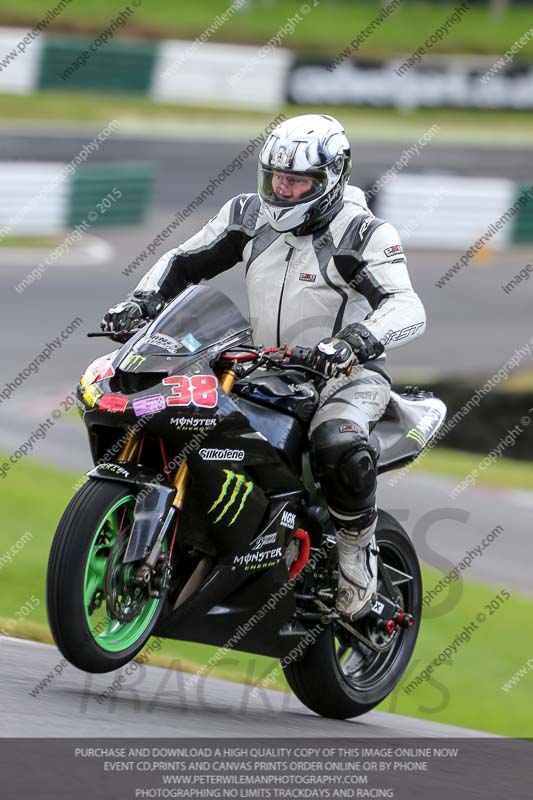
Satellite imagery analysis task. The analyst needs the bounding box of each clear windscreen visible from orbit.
[125,285,252,363]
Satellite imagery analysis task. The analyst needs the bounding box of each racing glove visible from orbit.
[337,323,385,363]
[310,337,356,379]
[101,291,165,333]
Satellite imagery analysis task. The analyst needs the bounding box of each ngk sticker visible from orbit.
[281,510,296,529]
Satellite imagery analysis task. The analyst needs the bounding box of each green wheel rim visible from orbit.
[83,494,162,653]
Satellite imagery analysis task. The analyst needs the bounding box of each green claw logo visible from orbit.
[406,407,443,447]
[209,469,254,526]
[406,427,427,447]
[121,353,146,372]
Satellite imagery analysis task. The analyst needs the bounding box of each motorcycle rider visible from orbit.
[102,114,426,621]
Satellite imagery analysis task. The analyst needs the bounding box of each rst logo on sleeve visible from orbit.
[382,322,424,345]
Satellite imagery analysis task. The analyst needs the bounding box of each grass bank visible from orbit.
[2,92,533,145]
[0,1,532,57]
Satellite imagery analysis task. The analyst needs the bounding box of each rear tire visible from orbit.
[282,510,421,719]
[47,479,166,673]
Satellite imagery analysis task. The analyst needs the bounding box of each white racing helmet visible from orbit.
[258,114,351,233]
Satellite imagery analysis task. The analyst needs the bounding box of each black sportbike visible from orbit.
[47,285,446,719]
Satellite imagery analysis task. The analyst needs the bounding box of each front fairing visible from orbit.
[77,284,252,422]
[76,285,306,563]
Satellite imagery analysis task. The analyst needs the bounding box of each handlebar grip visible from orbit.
[287,345,313,367]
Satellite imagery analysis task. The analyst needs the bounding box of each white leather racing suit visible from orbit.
[135,185,426,362]
[134,183,426,587]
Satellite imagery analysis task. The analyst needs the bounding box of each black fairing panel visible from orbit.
[233,396,304,473]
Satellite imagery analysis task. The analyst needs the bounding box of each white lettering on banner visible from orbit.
[288,61,533,110]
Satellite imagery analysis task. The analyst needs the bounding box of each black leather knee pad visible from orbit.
[311,419,378,514]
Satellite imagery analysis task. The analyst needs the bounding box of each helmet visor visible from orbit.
[258,164,328,207]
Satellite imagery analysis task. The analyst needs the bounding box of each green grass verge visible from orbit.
[2,92,533,145]
[1,1,533,56]
[378,569,533,736]
[411,445,533,491]
[1,452,531,734]
[0,235,62,248]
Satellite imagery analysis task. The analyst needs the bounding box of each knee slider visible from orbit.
[311,420,378,511]
[338,440,377,499]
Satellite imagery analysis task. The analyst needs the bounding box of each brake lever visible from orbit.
[87,323,148,343]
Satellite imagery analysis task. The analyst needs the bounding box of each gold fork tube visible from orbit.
[172,461,189,509]
[219,369,237,394]
[118,429,139,462]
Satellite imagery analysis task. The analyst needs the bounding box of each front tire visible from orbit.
[282,510,422,719]
[47,479,166,673]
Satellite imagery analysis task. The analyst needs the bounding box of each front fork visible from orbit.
[118,369,237,587]
[119,368,237,510]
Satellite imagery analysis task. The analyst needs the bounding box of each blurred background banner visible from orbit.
[0,0,532,743]
[3,27,533,110]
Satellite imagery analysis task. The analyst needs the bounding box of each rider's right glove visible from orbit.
[101,291,165,333]
[310,337,356,379]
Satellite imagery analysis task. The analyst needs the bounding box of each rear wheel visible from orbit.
[282,510,421,718]
[47,479,167,673]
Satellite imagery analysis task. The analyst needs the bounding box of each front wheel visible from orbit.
[282,510,422,719]
[47,479,167,673]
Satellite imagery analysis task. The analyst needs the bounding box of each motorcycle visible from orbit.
[47,284,446,719]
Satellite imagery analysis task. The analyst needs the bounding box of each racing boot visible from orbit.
[335,505,378,621]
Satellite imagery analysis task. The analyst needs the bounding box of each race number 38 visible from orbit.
[163,375,218,408]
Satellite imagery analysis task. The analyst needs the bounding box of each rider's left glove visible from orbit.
[101,291,165,333]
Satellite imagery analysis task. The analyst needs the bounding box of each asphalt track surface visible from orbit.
[0,129,532,742]
[0,637,495,737]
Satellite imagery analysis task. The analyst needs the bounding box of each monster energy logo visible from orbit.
[406,427,428,447]
[121,353,146,372]
[406,407,443,447]
[209,470,253,526]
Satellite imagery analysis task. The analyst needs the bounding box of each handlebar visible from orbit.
[218,344,329,384]
[86,332,348,385]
